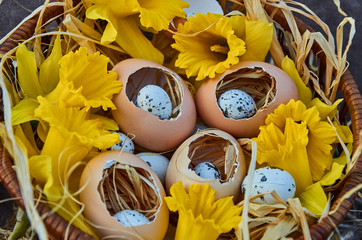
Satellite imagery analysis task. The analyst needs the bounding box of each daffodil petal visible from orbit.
[115,16,164,64]
[15,125,39,157]
[228,15,246,40]
[334,143,353,165]
[239,20,273,62]
[39,35,62,94]
[212,196,242,232]
[138,0,188,31]
[16,44,43,98]
[89,114,119,131]
[87,0,140,16]
[299,182,328,215]
[86,4,118,44]
[307,98,343,120]
[281,56,312,105]
[28,154,53,187]
[333,121,353,144]
[307,120,336,181]
[35,96,118,151]
[11,98,39,125]
[165,181,189,212]
[320,162,345,186]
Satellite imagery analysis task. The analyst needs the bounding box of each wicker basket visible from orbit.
[0,1,361,240]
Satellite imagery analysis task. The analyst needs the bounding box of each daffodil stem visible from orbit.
[8,208,30,240]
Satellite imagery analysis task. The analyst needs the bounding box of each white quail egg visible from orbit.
[194,162,221,179]
[110,132,135,153]
[137,152,169,184]
[242,167,296,204]
[114,210,150,227]
[136,85,172,120]
[218,89,256,119]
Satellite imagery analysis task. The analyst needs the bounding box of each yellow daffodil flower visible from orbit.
[28,97,118,237]
[12,45,122,125]
[46,47,122,111]
[165,181,242,240]
[12,36,62,125]
[255,118,313,195]
[172,13,273,80]
[265,100,336,181]
[85,0,189,63]
[15,36,61,98]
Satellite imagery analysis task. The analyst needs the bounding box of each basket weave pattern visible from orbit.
[0,2,361,240]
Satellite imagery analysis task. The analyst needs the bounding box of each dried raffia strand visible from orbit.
[0,3,72,238]
[98,163,161,220]
[236,139,258,240]
[216,67,276,110]
[261,0,355,102]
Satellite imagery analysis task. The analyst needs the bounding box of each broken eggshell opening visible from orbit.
[112,59,197,152]
[79,151,169,240]
[195,61,298,138]
[166,129,246,200]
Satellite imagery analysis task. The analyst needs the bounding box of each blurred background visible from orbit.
[0,0,361,239]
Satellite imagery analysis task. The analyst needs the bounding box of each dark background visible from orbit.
[0,0,361,238]
[0,0,360,90]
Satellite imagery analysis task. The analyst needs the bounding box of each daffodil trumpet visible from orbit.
[165,181,242,240]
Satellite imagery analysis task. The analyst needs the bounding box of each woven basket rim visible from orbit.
[1,1,361,240]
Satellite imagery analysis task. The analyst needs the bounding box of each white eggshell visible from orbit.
[114,210,150,227]
[136,85,172,120]
[137,152,169,184]
[194,162,221,179]
[242,167,296,204]
[218,89,256,119]
[110,132,135,153]
[183,0,224,18]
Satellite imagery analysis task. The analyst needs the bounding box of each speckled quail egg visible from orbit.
[242,167,296,204]
[218,89,256,119]
[114,210,150,227]
[103,160,116,170]
[136,85,172,120]
[137,152,169,184]
[194,162,221,179]
[110,132,135,153]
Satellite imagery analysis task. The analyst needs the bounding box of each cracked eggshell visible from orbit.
[166,129,246,200]
[112,59,197,152]
[195,61,298,138]
[79,151,169,240]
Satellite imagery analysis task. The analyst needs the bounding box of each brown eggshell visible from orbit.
[195,61,298,138]
[112,59,196,152]
[166,129,246,200]
[79,151,169,240]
